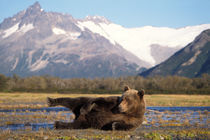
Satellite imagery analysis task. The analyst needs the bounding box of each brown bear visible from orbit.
[47,86,146,130]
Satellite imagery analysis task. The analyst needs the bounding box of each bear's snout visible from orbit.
[119,100,128,113]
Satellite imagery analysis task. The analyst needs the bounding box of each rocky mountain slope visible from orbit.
[0,2,148,78]
[140,29,210,77]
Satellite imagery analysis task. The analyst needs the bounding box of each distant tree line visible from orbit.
[0,74,210,94]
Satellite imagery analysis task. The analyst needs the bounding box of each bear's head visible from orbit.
[118,86,146,116]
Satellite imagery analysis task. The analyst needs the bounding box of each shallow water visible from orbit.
[0,107,69,113]
[147,106,210,112]
[145,107,209,128]
[0,123,54,131]
[0,107,209,131]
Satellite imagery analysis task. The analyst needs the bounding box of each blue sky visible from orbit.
[0,0,210,28]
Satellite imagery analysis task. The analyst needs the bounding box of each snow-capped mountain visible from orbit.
[78,17,210,66]
[0,2,210,78]
[0,2,148,78]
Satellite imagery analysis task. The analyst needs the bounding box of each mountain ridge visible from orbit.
[0,2,148,78]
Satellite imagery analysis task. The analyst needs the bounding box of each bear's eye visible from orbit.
[119,97,123,103]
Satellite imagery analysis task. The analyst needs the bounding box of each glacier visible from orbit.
[78,19,210,66]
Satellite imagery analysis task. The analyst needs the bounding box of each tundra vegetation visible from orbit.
[0,73,210,94]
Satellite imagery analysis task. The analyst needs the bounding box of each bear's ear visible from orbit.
[138,89,145,99]
[124,86,130,91]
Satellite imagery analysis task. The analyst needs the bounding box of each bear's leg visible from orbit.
[47,97,93,120]
[54,121,70,129]
[47,97,87,110]
[101,121,133,131]
[80,103,96,115]
[111,121,134,131]
[54,119,89,129]
[47,97,73,108]
[100,122,114,130]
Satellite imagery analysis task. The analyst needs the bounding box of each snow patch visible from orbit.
[85,16,110,24]
[30,60,49,71]
[27,51,35,66]
[182,50,201,66]
[3,23,19,38]
[29,52,49,71]
[11,58,19,71]
[3,23,34,38]
[77,21,116,45]
[54,59,68,64]
[52,27,80,40]
[52,27,66,35]
[77,23,85,31]
[19,24,34,33]
[68,32,81,40]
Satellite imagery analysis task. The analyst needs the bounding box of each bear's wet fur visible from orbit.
[47,86,146,130]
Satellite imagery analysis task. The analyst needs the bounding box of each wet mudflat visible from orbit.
[0,93,209,139]
[0,106,209,139]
